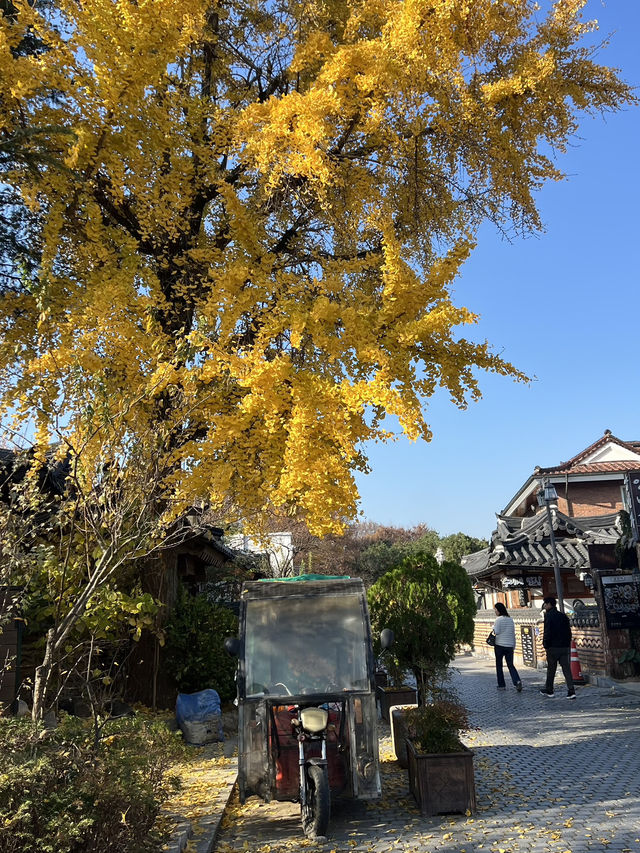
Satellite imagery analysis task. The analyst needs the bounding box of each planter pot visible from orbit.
[377,685,417,723]
[405,739,476,816]
[375,669,388,689]
[390,704,418,768]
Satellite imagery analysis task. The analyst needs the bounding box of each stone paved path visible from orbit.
[214,655,640,853]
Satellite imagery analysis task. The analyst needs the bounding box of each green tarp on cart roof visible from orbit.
[258,574,350,582]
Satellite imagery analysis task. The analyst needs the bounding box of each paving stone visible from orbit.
[206,655,640,852]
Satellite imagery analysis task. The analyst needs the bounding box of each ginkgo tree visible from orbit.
[0,0,635,541]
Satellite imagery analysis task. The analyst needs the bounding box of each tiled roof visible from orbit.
[0,446,70,497]
[537,432,640,475]
[461,548,490,577]
[494,510,621,542]
[538,460,640,475]
[465,509,622,579]
[489,535,588,571]
[502,432,640,517]
[177,513,236,562]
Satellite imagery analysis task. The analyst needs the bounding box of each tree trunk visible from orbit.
[32,626,55,721]
[413,666,427,706]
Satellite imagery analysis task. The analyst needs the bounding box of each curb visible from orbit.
[589,674,640,695]
[162,752,238,853]
[190,776,238,853]
[165,814,193,853]
[164,773,238,853]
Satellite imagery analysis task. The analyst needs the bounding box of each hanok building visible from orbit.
[0,448,238,710]
[464,431,640,681]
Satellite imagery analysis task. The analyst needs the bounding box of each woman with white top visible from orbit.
[490,602,522,691]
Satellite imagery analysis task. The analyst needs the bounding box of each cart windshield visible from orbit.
[244,591,370,697]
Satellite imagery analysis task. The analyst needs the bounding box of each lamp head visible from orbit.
[537,480,558,505]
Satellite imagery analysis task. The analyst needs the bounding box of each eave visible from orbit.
[465,509,623,581]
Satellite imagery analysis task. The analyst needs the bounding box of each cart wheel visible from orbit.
[301,764,330,838]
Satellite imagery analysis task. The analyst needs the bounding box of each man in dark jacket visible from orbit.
[539,596,576,699]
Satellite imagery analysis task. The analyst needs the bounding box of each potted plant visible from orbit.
[368,551,475,725]
[404,694,476,816]
[373,651,417,723]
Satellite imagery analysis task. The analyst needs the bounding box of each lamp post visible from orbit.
[537,480,565,613]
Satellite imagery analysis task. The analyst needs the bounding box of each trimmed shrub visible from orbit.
[404,696,471,754]
[368,551,476,701]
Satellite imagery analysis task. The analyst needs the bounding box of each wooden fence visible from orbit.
[0,588,21,709]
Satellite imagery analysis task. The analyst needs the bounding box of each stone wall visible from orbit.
[474,609,543,669]
[570,624,605,676]
[474,609,606,679]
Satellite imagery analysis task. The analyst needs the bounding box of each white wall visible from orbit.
[227,531,294,577]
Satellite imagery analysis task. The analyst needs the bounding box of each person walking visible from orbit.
[491,602,522,692]
[539,596,576,699]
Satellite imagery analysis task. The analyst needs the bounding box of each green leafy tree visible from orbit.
[283,521,485,586]
[357,527,442,583]
[439,533,488,565]
[356,541,410,586]
[368,551,475,703]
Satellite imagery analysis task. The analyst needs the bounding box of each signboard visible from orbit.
[520,625,536,667]
[501,574,542,590]
[628,472,640,539]
[543,572,593,600]
[600,574,640,629]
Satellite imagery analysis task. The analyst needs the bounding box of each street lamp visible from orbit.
[537,480,565,612]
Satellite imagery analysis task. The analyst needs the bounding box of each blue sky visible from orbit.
[355,0,640,541]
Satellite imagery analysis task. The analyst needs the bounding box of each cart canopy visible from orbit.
[241,578,372,698]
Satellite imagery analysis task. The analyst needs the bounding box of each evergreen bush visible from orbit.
[404,696,471,754]
[367,551,475,702]
[164,587,238,702]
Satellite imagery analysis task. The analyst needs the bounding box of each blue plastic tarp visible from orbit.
[176,689,223,744]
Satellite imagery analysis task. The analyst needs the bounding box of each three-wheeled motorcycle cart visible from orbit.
[225,575,392,838]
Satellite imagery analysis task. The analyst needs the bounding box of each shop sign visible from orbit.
[628,472,640,538]
[600,574,640,629]
[502,576,524,589]
[501,575,542,590]
[520,625,536,667]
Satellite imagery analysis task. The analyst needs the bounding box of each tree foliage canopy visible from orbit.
[164,586,238,701]
[273,519,486,585]
[0,0,634,534]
